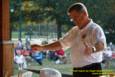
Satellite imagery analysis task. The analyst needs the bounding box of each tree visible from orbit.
[10,0,115,43]
[33,0,77,39]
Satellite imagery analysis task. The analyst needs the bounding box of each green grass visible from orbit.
[12,32,25,38]
[13,59,72,77]
[13,58,115,77]
[28,59,72,77]
[12,48,72,77]
[12,49,115,77]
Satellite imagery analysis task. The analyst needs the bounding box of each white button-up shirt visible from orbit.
[59,20,107,67]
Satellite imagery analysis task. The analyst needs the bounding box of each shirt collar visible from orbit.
[81,19,93,30]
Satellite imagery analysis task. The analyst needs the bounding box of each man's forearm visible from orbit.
[42,41,62,51]
[95,42,104,52]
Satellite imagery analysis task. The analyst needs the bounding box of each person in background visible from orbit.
[14,50,27,70]
[109,42,114,51]
[102,47,112,69]
[55,49,67,64]
[25,35,31,50]
[48,50,57,61]
[16,39,23,50]
[31,51,44,65]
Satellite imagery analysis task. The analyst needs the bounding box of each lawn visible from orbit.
[11,32,24,38]
[13,56,115,77]
[13,58,72,77]
[13,48,73,77]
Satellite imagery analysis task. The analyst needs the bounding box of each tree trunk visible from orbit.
[56,19,62,39]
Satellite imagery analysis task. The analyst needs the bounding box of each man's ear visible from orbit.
[84,11,88,17]
[83,11,87,16]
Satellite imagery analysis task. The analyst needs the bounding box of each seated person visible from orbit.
[31,51,43,65]
[55,49,67,64]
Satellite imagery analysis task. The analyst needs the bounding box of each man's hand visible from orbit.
[84,42,93,55]
[31,44,43,51]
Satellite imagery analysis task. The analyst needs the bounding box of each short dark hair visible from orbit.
[68,3,87,13]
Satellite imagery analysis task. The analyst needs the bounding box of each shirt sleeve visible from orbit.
[95,26,107,48]
[59,27,78,49]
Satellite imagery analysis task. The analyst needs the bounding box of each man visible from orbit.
[31,3,107,77]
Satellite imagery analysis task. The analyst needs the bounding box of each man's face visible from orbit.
[68,10,84,26]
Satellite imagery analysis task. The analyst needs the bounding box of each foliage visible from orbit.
[10,0,115,43]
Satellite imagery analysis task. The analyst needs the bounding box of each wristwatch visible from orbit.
[92,47,96,53]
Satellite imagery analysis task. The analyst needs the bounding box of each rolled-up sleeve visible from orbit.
[95,26,107,48]
[59,27,78,49]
